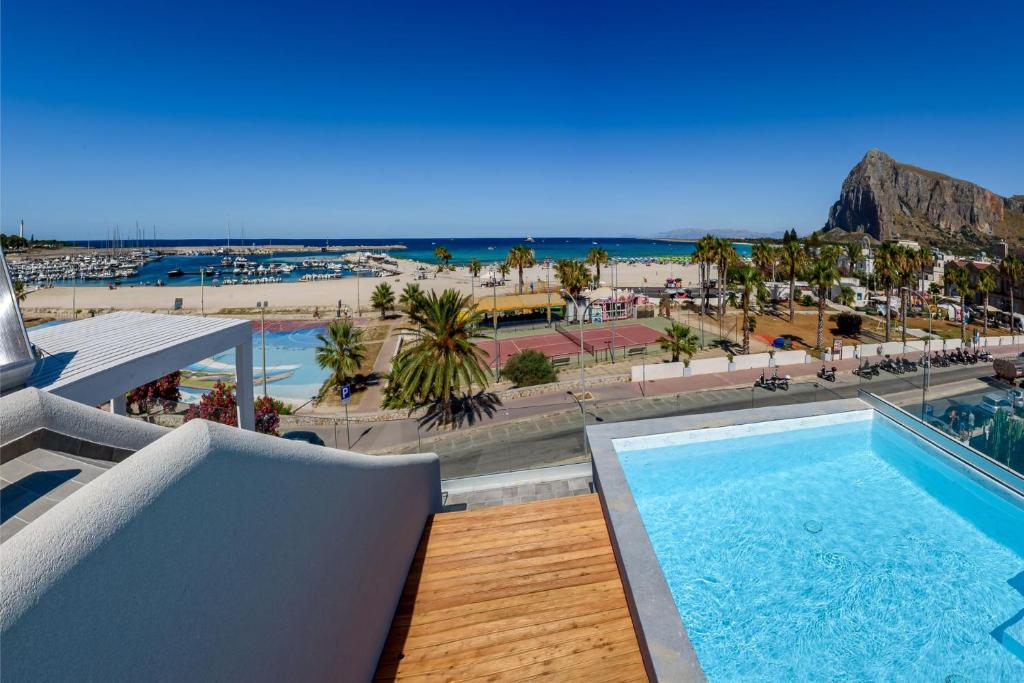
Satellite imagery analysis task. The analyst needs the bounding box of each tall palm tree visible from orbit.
[874,242,900,342]
[843,242,862,275]
[778,238,804,322]
[947,264,973,344]
[370,282,395,319]
[751,242,776,279]
[977,268,996,335]
[506,245,536,294]
[394,289,490,422]
[916,246,933,293]
[892,245,915,345]
[693,235,717,314]
[400,282,425,314]
[999,255,1023,332]
[806,255,840,351]
[713,238,736,317]
[433,245,452,269]
[314,321,367,401]
[468,257,482,279]
[658,322,699,364]
[732,264,763,354]
[585,247,610,285]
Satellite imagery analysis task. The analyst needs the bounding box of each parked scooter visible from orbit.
[754,370,776,391]
[817,364,837,382]
[770,369,791,391]
[854,359,879,378]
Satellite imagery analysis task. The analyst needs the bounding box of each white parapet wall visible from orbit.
[0,409,441,681]
[732,352,772,371]
[689,356,731,375]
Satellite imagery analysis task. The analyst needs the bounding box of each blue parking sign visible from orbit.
[340,384,351,403]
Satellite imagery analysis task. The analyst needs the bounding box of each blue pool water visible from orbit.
[618,416,1024,681]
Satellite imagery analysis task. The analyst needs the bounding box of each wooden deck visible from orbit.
[374,494,648,682]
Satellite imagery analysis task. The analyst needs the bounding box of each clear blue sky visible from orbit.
[3,0,1022,240]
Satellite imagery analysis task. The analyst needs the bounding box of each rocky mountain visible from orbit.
[824,149,1024,249]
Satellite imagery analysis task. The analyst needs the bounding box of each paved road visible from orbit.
[375,363,1006,479]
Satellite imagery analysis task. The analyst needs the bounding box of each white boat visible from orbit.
[525,235,535,243]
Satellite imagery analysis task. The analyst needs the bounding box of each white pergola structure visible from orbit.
[26,312,255,430]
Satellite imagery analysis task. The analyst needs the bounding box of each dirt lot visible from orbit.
[749,311,864,354]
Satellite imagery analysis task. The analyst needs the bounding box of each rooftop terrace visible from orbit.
[375,494,647,681]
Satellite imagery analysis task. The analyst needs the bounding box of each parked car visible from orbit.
[976,393,1012,418]
[1008,387,1024,410]
[281,430,326,446]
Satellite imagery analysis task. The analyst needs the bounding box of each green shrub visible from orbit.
[801,294,814,307]
[835,312,863,336]
[503,349,558,387]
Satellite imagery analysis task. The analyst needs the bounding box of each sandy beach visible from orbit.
[21,258,704,315]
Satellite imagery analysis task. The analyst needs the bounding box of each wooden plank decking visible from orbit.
[374,494,648,682]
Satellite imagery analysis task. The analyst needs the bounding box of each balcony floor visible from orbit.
[374,494,648,681]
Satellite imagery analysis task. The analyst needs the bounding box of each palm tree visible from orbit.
[713,238,736,317]
[977,268,996,335]
[433,245,452,269]
[892,245,915,345]
[751,242,776,279]
[843,242,862,275]
[778,238,804,322]
[468,257,482,279]
[806,255,839,351]
[394,289,490,421]
[693,235,718,314]
[314,321,367,401]
[497,262,511,283]
[874,242,900,342]
[585,247,610,285]
[13,279,27,303]
[506,245,536,294]
[947,264,973,344]
[999,255,1023,332]
[400,282,425,314]
[370,282,395,319]
[555,258,590,298]
[916,246,933,293]
[732,265,763,354]
[837,285,855,307]
[658,322,699,364]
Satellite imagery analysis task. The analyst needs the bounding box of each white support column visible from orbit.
[110,394,127,416]
[234,341,255,430]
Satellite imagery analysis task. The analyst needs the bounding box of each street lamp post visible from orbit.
[567,390,590,458]
[493,270,501,380]
[257,300,268,397]
[609,261,617,362]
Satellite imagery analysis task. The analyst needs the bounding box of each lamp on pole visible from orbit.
[257,300,268,397]
[492,268,501,380]
[566,390,590,458]
[609,261,617,362]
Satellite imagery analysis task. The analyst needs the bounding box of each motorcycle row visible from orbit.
[754,369,791,391]
[854,348,992,379]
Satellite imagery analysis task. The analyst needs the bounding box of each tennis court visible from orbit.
[476,323,663,365]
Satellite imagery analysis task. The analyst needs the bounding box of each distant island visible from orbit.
[657,227,785,241]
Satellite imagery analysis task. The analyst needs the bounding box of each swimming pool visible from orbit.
[181,325,329,402]
[614,411,1024,681]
